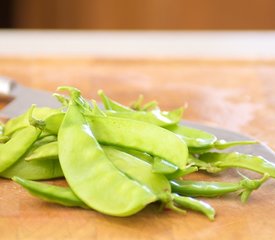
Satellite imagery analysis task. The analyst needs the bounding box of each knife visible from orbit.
[0,76,60,119]
[0,76,274,160]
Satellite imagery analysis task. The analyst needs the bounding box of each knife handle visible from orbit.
[0,76,14,96]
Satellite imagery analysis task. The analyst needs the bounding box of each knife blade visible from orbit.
[0,77,274,160]
[0,76,60,118]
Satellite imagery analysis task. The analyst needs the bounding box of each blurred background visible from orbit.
[1,0,275,29]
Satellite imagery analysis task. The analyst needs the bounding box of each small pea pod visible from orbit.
[98,90,184,126]
[198,152,275,177]
[0,155,63,180]
[4,107,60,136]
[87,116,188,173]
[165,125,217,148]
[0,126,41,172]
[25,141,58,161]
[171,193,215,220]
[102,108,184,127]
[102,146,171,202]
[170,174,269,202]
[22,141,198,179]
[58,87,157,216]
[189,140,258,154]
[12,176,87,208]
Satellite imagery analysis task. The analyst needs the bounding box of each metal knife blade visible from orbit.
[0,77,60,118]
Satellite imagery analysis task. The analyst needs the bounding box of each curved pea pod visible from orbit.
[23,142,197,179]
[170,174,269,202]
[12,177,87,208]
[43,112,65,134]
[171,193,215,220]
[102,146,171,202]
[165,125,217,148]
[0,156,63,180]
[98,90,184,126]
[25,141,58,161]
[189,140,258,154]
[199,152,275,177]
[4,107,60,136]
[32,135,57,149]
[87,115,188,173]
[103,108,184,127]
[0,126,41,173]
[58,101,157,217]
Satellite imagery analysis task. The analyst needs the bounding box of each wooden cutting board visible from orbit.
[0,58,275,240]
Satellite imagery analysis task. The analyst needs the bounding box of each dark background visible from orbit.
[1,0,275,29]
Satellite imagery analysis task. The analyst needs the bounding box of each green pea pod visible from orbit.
[32,135,57,149]
[58,89,157,217]
[213,139,259,150]
[171,193,215,220]
[0,156,63,180]
[170,174,269,202]
[43,112,65,134]
[102,146,171,202]
[25,141,58,161]
[103,108,183,127]
[199,152,275,177]
[98,90,184,126]
[87,115,188,173]
[12,177,87,208]
[189,140,258,154]
[4,107,60,136]
[22,141,197,179]
[0,126,41,172]
[165,166,198,180]
[165,125,217,148]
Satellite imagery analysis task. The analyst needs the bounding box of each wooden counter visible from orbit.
[0,57,275,240]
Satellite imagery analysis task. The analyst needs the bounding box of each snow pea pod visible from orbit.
[58,95,157,217]
[189,140,258,154]
[165,125,217,148]
[98,90,184,126]
[87,115,188,173]
[0,126,41,172]
[170,174,269,202]
[22,141,198,179]
[103,108,183,127]
[102,146,171,202]
[172,193,215,220]
[199,152,275,177]
[0,156,63,180]
[103,147,210,217]
[25,141,58,161]
[4,107,60,136]
[12,176,87,208]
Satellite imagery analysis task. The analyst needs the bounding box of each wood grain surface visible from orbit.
[0,57,274,240]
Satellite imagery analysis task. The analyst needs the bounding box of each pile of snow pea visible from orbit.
[0,86,275,220]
